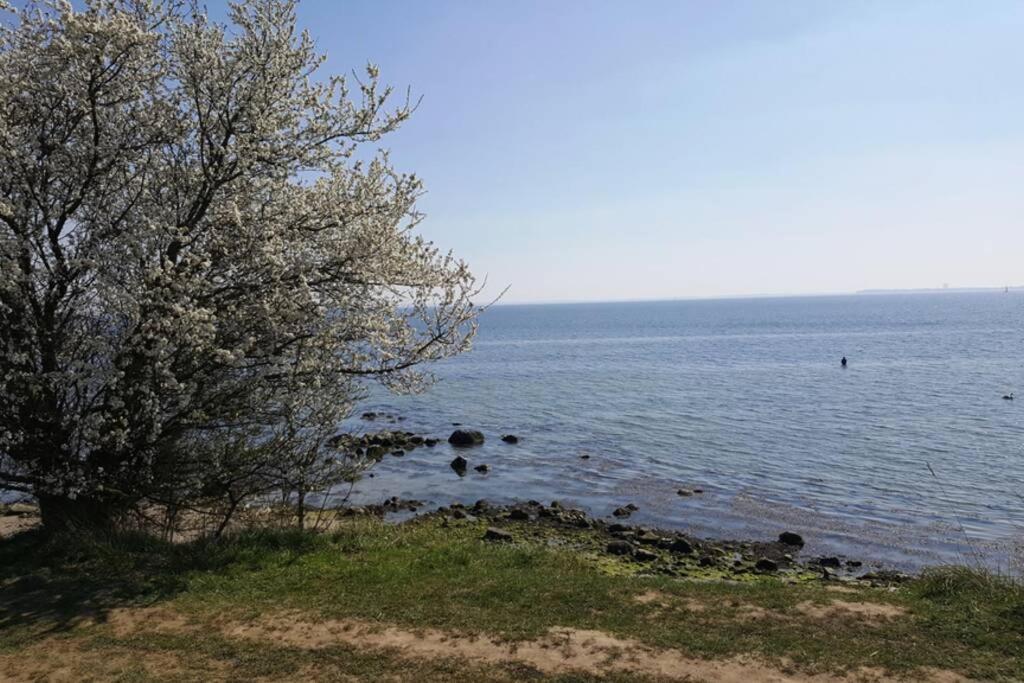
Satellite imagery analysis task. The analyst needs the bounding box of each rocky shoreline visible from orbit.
[1,421,912,586]
[326,421,915,586]
[0,493,909,587]
[336,496,909,587]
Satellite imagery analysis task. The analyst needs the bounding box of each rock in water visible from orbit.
[778,531,805,547]
[450,455,468,474]
[483,527,513,542]
[474,464,490,473]
[500,434,519,444]
[448,429,485,447]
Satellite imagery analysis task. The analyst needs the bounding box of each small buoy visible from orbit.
[840,356,847,367]
[1003,393,1014,400]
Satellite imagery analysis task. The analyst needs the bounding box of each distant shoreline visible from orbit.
[492,286,1023,307]
[856,286,1022,295]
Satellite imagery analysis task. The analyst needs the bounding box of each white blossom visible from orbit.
[0,0,479,523]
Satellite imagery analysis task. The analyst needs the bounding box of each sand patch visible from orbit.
[633,590,708,615]
[795,600,906,621]
[634,593,906,627]
[735,603,775,620]
[706,598,907,625]
[104,604,194,636]
[2,604,963,682]
[0,515,38,539]
[221,611,964,682]
[633,590,666,605]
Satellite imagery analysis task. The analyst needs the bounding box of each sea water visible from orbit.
[343,293,1024,573]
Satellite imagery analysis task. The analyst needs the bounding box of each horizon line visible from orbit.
[485,285,1023,307]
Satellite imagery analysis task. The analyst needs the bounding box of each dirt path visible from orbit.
[0,604,968,683]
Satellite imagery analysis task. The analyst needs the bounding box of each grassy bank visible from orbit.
[1,515,1022,681]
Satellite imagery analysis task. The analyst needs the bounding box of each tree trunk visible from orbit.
[37,494,120,533]
[215,496,240,538]
[296,489,306,530]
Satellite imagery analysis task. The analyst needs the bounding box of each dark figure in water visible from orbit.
[841,356,847,367]
[1003,393,1014,400]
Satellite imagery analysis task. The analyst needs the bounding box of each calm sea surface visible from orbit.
[344,293,1024,573]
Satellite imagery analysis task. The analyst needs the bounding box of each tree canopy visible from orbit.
[0,0,479,530]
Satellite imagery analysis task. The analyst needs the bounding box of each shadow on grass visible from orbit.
[0,526,324,644]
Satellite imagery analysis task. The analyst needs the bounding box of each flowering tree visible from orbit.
[0,0,478,530]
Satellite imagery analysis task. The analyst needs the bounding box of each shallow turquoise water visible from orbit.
[345,292,1024,573]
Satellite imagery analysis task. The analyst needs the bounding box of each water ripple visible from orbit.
[343,293,1024,574]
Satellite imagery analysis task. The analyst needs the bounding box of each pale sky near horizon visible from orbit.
[279,2,1022,302]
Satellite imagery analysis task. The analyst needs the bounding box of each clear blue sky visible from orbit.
[299,2,1022,302]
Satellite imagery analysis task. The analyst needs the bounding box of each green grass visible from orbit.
[1,517,1022,681]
